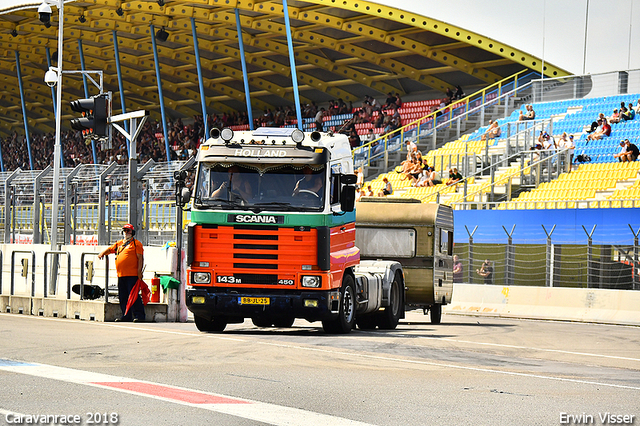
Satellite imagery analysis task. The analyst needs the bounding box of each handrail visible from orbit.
[419,147,571,206]
[352,71,540,167]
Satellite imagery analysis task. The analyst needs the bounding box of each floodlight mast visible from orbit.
[50,0,63,250]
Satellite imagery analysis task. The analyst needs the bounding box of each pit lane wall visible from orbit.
[0,243,187,322]
[445,284,640,325]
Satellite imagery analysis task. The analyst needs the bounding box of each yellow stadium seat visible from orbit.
[611,200,622,208]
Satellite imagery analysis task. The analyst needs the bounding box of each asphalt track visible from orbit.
[0,311,638,426]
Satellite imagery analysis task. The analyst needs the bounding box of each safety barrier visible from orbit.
[0,243,180,322]
[445,283,640,326]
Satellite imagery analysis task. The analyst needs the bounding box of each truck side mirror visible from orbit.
[179,187,191,207]
[340,185,356,212]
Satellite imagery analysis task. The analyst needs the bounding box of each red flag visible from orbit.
[124,279,151,316]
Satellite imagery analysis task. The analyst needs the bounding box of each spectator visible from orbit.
[366,184,374,197]
[518,104,535,121]
[621,139,639,162]
[453,255,463,283]
[425,167,442,186]
[368,96,380,113]
[337,98,349,115]
[361,129,377,144]
[394,92,403,108]
[356,167,364,190]
[613,140,628,162]
[445,88,454,104]
[481,120,501,141]
[454,85,465,100]
[586,118,611,141]
[476,259,493,284]
[315,108,325,131]
[622,103,636,121]
[447,168,463,186]
[608,108,621,124]
[556,132,575,164]
[348,129,361,148]
[586,112,606,134]
[378,177,393,197]
[382,92,397,110]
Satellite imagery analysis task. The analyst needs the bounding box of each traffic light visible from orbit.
[70,95,108,137]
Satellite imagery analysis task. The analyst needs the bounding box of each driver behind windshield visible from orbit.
[292,166,323,197]
[210,166,253,202]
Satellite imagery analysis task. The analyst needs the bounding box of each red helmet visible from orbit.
[122,224,135,232]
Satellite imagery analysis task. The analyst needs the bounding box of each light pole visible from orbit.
[40,0,64,250]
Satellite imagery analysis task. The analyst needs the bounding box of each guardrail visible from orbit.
[352,70,540,169]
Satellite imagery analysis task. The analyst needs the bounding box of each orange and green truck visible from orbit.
[182,127,453,333]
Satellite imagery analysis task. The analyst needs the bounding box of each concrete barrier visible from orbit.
[445,284,640,326]
[0,243,181,322]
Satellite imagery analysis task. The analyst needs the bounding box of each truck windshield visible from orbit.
[194,163,326,212]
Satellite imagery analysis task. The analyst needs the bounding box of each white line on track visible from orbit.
[0,360,373,426]
[3,314,640,392]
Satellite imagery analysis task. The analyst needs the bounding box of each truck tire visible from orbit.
[272,317,295,328]
[356,315,377,330]
[378,272,403,330]
[195,315,227,332]
[252,317,273,328]
[322,275,356,334]
[430,304,442,324]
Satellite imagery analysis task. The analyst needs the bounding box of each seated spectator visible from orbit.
[481,120,501,141]
[447,168,463,186]
[445,88,454,104]
[621,139,639,162]
[613,140,628,162]
[394,92,403,108]
[368,96,380,112]
[373,111,386,128]
[382,92,397,110]
[587,113,606,134]
[608,108,621,124]
[586,118,611,141]
[361,128,377,144]
[356,189,365,202]
[518,104,535,121]
[377,177,393,197]
[366,185,374,197]
[348,129,361,148]
[337,98,349,115]
[622,103,636,121]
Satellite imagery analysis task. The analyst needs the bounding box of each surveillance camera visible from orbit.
[44,68,58,87]
[38,1,52,25]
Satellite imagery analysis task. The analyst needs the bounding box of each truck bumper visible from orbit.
[186,288,341,323]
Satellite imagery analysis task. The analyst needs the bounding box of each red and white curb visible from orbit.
[0,358,374,426]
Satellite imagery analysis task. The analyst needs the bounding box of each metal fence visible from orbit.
[0,160,193,247]
[455,224,640,290]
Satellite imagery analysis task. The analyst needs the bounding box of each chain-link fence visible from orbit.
[454,224,640,290]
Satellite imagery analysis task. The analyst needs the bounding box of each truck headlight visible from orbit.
[192,272,211,284]
[301,276,320,288]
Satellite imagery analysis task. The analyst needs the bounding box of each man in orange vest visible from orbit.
[98,224,145,322]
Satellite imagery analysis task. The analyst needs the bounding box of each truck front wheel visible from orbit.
[323,275,356,334]
[378,272,403,330]
[195,315,227,332]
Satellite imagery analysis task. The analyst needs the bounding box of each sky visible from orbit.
[396,0,639,75]
[2,0,638,75]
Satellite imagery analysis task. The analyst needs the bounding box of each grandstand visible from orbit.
[361,78,640,211]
